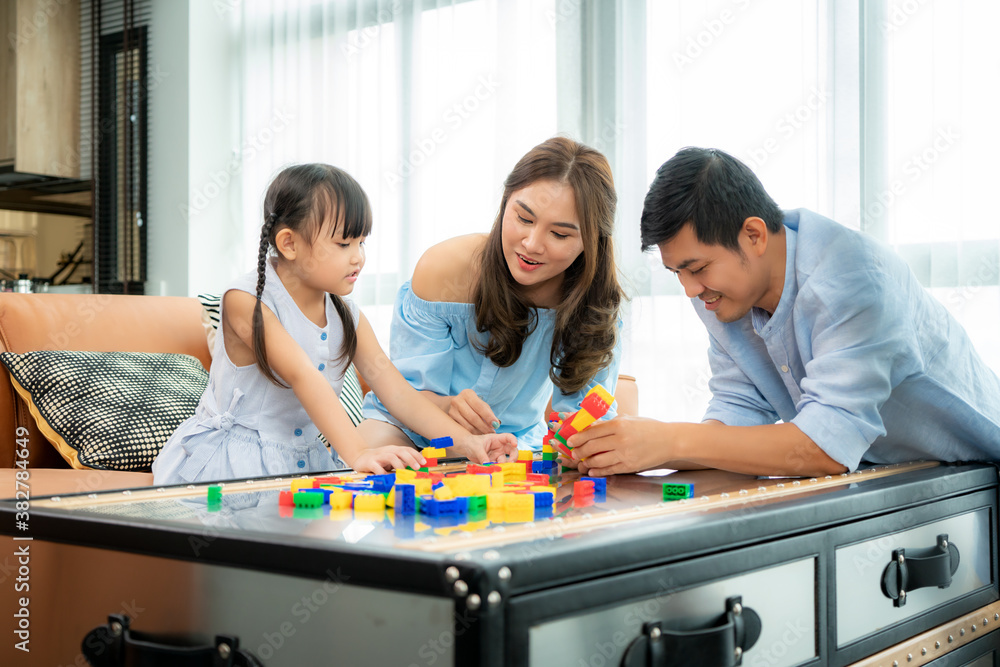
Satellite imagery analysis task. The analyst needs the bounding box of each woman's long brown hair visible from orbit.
[473,137,622,395]
[252,164,372,387]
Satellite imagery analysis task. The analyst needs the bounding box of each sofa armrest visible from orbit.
[0,294,211,468]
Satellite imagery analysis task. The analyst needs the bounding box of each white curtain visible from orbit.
[235,0,1000,422]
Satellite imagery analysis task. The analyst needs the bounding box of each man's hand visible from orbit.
[447,389,500,435]
[565,416,672,477]
[454,432,519,464]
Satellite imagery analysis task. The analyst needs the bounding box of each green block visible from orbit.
[542,453,556,461]
[207,485,222,500]
[662,483,694,501]
[468,495,487,513]
[293,491,324,508]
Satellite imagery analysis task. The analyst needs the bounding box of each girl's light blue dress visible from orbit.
[153,258,356,485]
[362,281,621,450]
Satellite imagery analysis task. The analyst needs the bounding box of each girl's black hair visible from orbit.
[252,164,372,387]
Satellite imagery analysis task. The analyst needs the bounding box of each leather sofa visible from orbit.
[0,293,212,496]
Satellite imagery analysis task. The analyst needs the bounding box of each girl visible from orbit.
[153,164,517,485]
[360,137,625,451]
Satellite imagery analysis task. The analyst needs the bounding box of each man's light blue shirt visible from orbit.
[698,209,1000,471]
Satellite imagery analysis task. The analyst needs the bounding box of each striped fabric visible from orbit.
[197,293,364,426]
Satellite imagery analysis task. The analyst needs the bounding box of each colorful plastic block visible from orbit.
[468,495,487,513]
[429,436,453,450]
[292,491,324,508]
[394,484,416,515]
[532,491,554,507]
[329,489,354,510]
[364,474,396,493]
[663,483,694,501]
[581,476,607,493]
[207,485,222,501]
[354,493,386,512]
[517,450,534,462]
[278,490,294,506]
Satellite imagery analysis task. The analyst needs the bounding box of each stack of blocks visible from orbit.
[546,384,615,462]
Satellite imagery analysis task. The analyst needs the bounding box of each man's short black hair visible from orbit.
[640,147,785,252]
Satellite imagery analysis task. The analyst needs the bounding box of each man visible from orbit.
[568,147,1000,477]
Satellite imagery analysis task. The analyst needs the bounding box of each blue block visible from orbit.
[535,505,554,519]
[432,481,445,490]
[533,460,558,473]
[419,495,468,516]
[340,482,374,492]
[533,491,554,507]
[365,474,396,493]
[430,436,454,449]
[395,484,416,515]
[581,476,607,493]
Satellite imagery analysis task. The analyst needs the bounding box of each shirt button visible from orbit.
[781,365,789,373]
[294,428,303,436]
[321,332,328,341]
[318,363,326,371]
[297,460,306,469]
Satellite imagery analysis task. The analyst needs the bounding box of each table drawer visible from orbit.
[834,490,997,663]
[509,534,823,667]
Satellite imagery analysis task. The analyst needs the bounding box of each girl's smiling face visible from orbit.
[500,179,584,308]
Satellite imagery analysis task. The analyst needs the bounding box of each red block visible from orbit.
[526,473,549,485]
[580,393,611,418]
[278,490,294,506]
[574,480,596,497]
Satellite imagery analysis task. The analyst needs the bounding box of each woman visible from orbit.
[359,136,626,450]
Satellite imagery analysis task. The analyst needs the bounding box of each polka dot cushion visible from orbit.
[0,351,208,471]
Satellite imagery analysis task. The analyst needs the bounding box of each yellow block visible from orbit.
[395,468,417,482]
[385,487,396,508]
[354,494,386,511]
[414,479,433,496]
[433,486,455,500]
[569,410,598,432]
[542,443,557,454]
[505,494,534,511]
[291,479,315,493]
[588,383,615,406]
[329,489,354,510]
[517,450,534,461]
[487,492,507,509]
[490,470,505,488]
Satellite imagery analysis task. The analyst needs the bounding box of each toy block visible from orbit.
[354,493,386,512]
[395,468,417,482]
[278,490,294,506]
[584,384,615,410]
[329,489,354,510]
[517,449,534,462]
[467,463,495,475]
[581,476,607,494]
[433,486,455,501]
[573,494,595,508]
[541,452,556,461]
[314,476,344,486]
[301,488,335,503]
[663,483,694,501]
[553,439,574,457]
[487,492,507,509]
[505,493,534,512]
[385,487,396,507]
[419,495,467,516]
[293,491,324,508]
[364,474,396,493]
[207,485,222,501]
[468,495,487,513]
[413,478,433,496]
[341,482,374,492]
[500,462,526,481]
[535,459,558,471]
[574,480,595,497]
[421,459,438,469]
[526,472,550,485]
[490,470,505,488]
[290,479,314,493]
[394,484,416,515]
[429,436,453,450]
[532,491,554,507]
[547,411,561,424]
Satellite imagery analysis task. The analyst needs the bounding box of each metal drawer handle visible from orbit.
[81,614,264,666]
[880,533,961,608]
[620,595,762,667]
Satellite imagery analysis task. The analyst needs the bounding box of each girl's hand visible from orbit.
[454,432,519,464]
[448,389,500,435]
[349,446,426,475]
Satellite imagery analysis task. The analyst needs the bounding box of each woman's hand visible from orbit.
[448,388,501,435]
[453,432,519,464]
[349,446,426,475]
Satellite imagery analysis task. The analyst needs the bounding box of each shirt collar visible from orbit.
[750,218,798,337]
